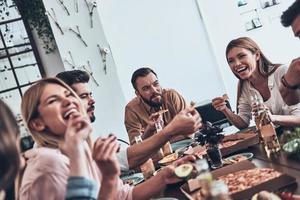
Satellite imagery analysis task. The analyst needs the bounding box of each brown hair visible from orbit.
[131,67,157,90]
[21,77,91,148]
[0,100,20,190]
[281,0,300,27]
[225,37,280,111]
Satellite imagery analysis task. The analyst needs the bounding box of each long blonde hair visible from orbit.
[21,77,91,148]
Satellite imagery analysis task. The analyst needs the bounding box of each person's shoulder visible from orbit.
[125,96,140,109]
[273,64,288,79]
[25,147,69,173]
[163,88,182,96]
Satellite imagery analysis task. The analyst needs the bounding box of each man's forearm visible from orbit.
[127,129,171,169]
[132,172,166,200]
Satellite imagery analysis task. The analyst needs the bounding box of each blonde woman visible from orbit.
[20,77,197,200]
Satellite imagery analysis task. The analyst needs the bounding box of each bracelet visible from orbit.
[281,75,299,90]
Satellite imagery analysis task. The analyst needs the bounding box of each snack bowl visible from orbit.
[223,152,253,165]
[251,190,281,200]
[158,152,178,166]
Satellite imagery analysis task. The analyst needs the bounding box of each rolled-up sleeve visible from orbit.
[125,107,143,145]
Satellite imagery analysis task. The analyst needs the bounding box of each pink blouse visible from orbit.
[19,147,133,200]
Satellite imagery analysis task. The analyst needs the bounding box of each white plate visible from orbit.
[223,152,253,164]
[121,173,144,186]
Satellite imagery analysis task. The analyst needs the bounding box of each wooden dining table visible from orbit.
[163,142,300,199]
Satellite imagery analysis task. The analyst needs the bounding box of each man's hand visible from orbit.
[92,135,121,179]
[164,107,202,137]
[143,113,162,139]
[158,155,196,184]
[285,57,300,87]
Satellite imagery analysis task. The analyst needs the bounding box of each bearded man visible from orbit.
[125,67,193,145]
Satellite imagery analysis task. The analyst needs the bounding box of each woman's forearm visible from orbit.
[223,107,249,130]
[98,176,119,200]
[272,115,300,127]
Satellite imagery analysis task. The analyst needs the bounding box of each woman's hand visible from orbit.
[212,94,229,112]
[92,135,121,179]
[60,112,92,158]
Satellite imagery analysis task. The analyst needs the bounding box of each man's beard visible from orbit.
[90,114,96,123]
[87,105,96,123]
[141,93,163,109]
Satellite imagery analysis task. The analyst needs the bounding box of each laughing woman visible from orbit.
[19,77,196,200]
[212,37,300,129]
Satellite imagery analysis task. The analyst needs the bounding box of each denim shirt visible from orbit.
[66,176,98,200]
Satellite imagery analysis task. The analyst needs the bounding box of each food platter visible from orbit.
[223,152,253,165]
[158,152,178,166]
[121,173,144,186]
[180,160,296,200]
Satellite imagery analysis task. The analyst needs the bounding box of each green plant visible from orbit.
[13,0,56,53]
[281,127,300,144]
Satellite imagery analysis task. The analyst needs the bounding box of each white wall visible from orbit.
[41,0,128,141]
[99,0,226,105]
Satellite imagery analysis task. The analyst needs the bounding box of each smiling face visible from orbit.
[135,72,163,108]
[292,15,300,39]
[227,47,260,80]
[35,83,81,136]
[71,82,96,122]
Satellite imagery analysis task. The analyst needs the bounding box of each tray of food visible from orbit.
[180,160,296,200]
[220,130,260,156]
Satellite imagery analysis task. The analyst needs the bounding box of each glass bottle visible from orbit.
[195,159,213,198]
[251,95,280,155]
[155,113,173,156]
[209,180,232,200]
[135,135,156,180]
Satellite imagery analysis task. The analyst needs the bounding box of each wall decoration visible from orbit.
[97,44,110,74]
[69,25,88,47]
[45,9,64,35]
[84,0,97,28]
[73,0,78,13]
[259,0,280,9]
[237,0,248,7]
[242,9,263,31]
[81,61,99,86]
[57,0,70,16]
[63,50,76,69]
